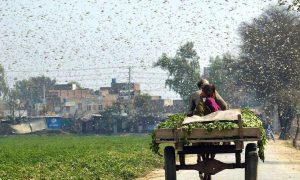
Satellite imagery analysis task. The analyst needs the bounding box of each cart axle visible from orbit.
[176,159,245,175]
[178,145,242,154]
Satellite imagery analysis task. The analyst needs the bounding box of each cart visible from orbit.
[154,114,261,180]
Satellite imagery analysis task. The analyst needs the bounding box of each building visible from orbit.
[45,83,102,118]
[99,78,141,111]
[99,87,118,109]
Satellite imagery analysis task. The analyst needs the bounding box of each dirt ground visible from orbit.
[137,140,300,180]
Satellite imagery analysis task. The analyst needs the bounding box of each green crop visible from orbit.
[183,121,238,133]
[150,108,267,162]
[241,108,267,162]
[157,113,186,129]
[150,113,186,154]
[0,135,163,179]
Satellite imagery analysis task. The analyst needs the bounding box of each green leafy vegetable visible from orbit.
[150,108,267,162]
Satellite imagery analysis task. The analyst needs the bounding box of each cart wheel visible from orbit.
[245,151,258,180]
[203,173,212,180]
[164,146,176,180]
[245,143,257,156]
[245,143,258,180]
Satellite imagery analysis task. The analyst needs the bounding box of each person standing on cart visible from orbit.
[187,79,228,117]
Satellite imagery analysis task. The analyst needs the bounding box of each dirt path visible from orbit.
[137,140,300,180]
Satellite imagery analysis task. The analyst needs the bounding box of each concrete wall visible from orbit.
[48,89,91,102]
[101,94,118,109]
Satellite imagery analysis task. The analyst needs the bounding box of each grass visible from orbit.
[0,134,164,180]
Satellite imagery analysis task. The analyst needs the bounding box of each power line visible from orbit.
[8,65,154,73]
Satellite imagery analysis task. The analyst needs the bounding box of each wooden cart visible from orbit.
[154,115,261,180]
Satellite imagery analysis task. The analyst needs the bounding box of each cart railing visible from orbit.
[155,127,261,143]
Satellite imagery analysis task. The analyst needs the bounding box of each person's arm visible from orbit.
[271,124,274,131]
[204,99,213,112]
[215,91,228,110]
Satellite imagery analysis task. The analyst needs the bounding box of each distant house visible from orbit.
[77,113,104,133]
[53,83,77,90]
[99,78,141,111]
[45,83,102,118]
[137,97,185,120]
[99,87,118,109]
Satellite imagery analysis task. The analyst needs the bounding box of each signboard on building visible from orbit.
[46,117,62,129]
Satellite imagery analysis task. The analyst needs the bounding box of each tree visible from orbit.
[206,54,239,106]
[154,42,201,101]
[14,76,56,114]
[98,102,122,134]
[5,89,19,122]
[279,0,300,11]
[237,7,300,139]
[134,93,151,114]
[133,93,152,124]
[293,115,300,147]
[0,64,8,98]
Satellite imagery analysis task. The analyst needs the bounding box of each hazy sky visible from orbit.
[0,0,277,99]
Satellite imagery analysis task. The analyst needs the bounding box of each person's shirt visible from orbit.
[187,90,228,116]
[215,91,228,110]
[267,123,273,131]
[187,90,202,116]
[205,97,221,112]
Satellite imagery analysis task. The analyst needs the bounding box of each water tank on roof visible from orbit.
[112,78,117,84]
[72,83,77,90]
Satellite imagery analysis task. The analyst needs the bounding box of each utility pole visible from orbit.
[43,84,46,105]
[127,67,131,115]
[43,82,47,116]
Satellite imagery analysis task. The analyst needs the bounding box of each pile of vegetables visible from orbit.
[150,108,267,161]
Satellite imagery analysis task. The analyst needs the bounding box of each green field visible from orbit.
[0,135,163,180]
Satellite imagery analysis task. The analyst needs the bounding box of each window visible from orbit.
[98,105,103,111]
[66,106,70,112]
[87,105,91,111]
[78,103,82,110]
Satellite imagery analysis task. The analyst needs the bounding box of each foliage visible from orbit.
[14,76,56,105]
[157,113,186,129]
[183,121,238,133]
[101,102,122,117]
[279,0,300,11]
[97,102,122,133]
[133,93,152,115]
[241,109,267,161]
[154,42,201,101]
[206,54,239,105]
[237,7,300,138]
[0,135,163,180]
[237,7,300,102]
[150,109,266,161]
[0,64,8,97]
[5,89,20,121]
